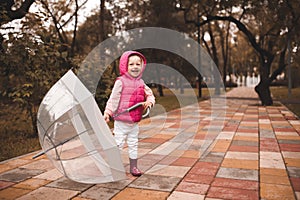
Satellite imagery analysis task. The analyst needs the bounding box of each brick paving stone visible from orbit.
[168,131,195,143]
[137,148,152,157]
[274,128,296,132]
[166,157,197,167]
[112,187,169,200]
[259,125,273,131]
[0,187,31,200]
[259,130,276,139]
[152,133,176,140]
[149,142,182,155]
[260,138,280,152]
[16,186,79,200]
[0,164,14,174]
[183,173,214,185]
[180,150,201,158]
[277,135,300,141]
[231,140,258,147]
[13,178,51,190]
[140,137,169,144]
[129,174,181,192]
[287,166,300,178]
[228,145,258,152]
[296,192,300,200]
[221,159,258,170]
[79,185,121,200]
[279,140,300,145]
[290,177,300,191]
[260,183,295,200]
[236,128,258,133]
[225,151,258,160]
[0,168,45,182]
[157,156,178,165]
[282,151,300,159]
[207,186,259,200]
[21,159,53,171]
[5,157,34,166]
[72,197,91,200]
[0,180,14,190]
[199,152,224,163]
[167,191,205,200]
[175,181,209,195]
[139,154,165,169]
[169,150,185,157]
[260,152,286,169]
[233,134,258,142]
[222,126,238,132]
[139,142,161,149]
[216,132,235,140]
[96,178,133,190]
[146,164,190,178]
[260,174,291,185]
[216,167,258,181]
[284,158,300,168]
[211,177,258,190]
[260,168,288,177]
[189,162,220,176]
[46,177,92,191]
[34,168,63,181]
[211,140,231,153]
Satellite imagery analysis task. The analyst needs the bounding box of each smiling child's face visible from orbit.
[127,55,143,78]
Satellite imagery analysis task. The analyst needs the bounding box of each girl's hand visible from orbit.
[104,112,110,123]
[143,101,152,110]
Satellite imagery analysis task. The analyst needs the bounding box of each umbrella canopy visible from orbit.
[36,70,126,184]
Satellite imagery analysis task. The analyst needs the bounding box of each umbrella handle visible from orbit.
[126,102,144,111]
[127,102,150,118]
[114,102,151,118]
[142,107,150,118]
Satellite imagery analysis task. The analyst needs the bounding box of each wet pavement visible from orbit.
[0,87,299,200]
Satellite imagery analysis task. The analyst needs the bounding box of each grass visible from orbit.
[151,87,210,116]
[270,86,300,118]
[0,103,41,162]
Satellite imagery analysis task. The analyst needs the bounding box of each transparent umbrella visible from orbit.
[34,70,126,184]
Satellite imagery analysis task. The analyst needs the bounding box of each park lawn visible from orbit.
[270,86,300,118]
[0,103,41,162]
[0,87,211,162]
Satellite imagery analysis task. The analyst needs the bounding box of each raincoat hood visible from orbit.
[119,51,147,78]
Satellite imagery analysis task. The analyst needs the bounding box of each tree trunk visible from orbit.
[155,65,164,97]
[28,103,38,138]
[254,79,273,106]
[255,58,273,106]
[99,0,105,42]
[157,85,164,97]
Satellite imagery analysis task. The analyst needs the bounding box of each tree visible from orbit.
[0,0,90,135]
[75,1,113,54]
[0,0,35,25]
[176,0,299,105]
[74,0,115,111]
[0,12,71,135]
[0,0,36,53]
[37,0,90,56]
[117,0,195,96]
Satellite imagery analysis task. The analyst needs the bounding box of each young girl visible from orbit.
[104,51,155,176]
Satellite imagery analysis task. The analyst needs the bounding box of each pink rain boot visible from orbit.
[130,158,142,176]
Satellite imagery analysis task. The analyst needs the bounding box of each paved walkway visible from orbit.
[0,87,300,200]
